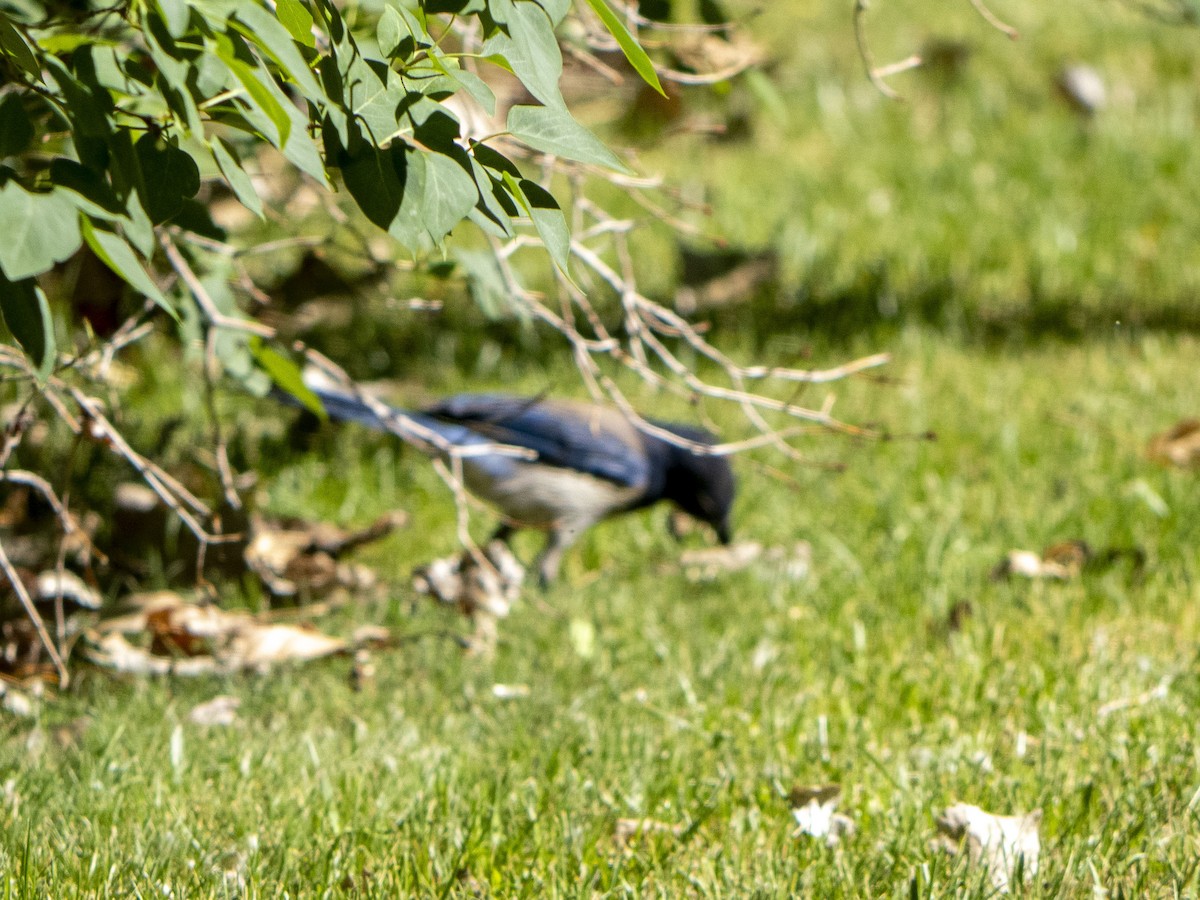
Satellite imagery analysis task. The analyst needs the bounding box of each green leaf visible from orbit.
[423,152,480,245]
[250,339,326,417]
[376,5,407,58]
[506,104,628,171]
[0,94,32,158]
[0,274,55,381]
[123,195,157,259]
[455,249,517,319]
[50,159,125,221]
[214,34,292,147]
[233,1,322,98]
[582,0,665,97]
[275,0,315,47]
[510,176,571,276]
[80,217,178,321]
[0,17,41,83]
[154,0,191,37]
[426,52,496,113]
[134,134,202,224]
[467,157,513,237]
[481,1,563,108]
[211,137,264,218]
[0,182,83,281]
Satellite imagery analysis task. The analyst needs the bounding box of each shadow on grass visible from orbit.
[700,260,1200,349]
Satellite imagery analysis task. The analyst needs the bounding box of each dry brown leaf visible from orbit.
[85,596,357,675]
[990,540,1144,581]
[413,540,525,619]
[789,784,855,848]
[244,512,404,598]
[934,803,1041,893]
[1148,419,1200,468]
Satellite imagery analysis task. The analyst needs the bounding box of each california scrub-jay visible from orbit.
[289,383,736,585]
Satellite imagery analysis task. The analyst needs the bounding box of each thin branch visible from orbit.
[853,0,920,101]
[0,540,68,687]
[968,0,1020,39]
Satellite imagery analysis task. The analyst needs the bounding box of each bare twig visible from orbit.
[0,540,68,687]
[968,0,1020,39]
[853,0,920,101]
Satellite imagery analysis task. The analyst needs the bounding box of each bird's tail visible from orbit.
[272,375,491,451]
[269,367,405,434]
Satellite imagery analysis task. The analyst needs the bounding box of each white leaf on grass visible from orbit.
[188,696,241,727]
[789,785,855,848]
[680,541,811,582]
[992,549,1071,580]
[0,683,35,718]
[169,724,185,774]
[681,541,762,580]
[34,569,103,609]
[934,803,1041,893]
[491,683,530,700]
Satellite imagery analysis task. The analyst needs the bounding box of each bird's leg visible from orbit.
[489,522,517,546]
[534,525,581,589]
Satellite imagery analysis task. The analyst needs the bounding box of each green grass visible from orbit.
[7,0,1200,894]
[5,328,1200,895]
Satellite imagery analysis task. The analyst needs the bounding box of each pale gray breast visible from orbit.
[462,459,643,532]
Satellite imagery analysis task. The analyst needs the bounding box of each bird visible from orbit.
[282,380,736,586]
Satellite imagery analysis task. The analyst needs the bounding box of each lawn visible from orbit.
[3,327,1199,896]
[4,0,1200,895]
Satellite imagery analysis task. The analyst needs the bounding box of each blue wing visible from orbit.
[292,387,652,489]
[424,394,652,489]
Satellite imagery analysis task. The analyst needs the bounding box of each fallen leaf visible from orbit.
[934,803,1041,893]
[680,541,812,582]
[244,512,404,598]
[990,546,1079,581]
[681,541,762,579]
[1148,419,1200,468]
[34,570,103,609]
[614,818,685,843]
[491,683,530,700]
[789,784,855,847]
[188,695,241,727]
[0,682,35,718]
[413,540,525,619]
[991,540,1145,581]
[84,596,356,675]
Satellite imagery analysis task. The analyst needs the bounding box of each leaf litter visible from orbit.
[82,591,390,676]
[933,803,1041,893]
[678,540,811,582]
[789,784,855,848]
[1147,418,1200,468]
[990,539,1144,580]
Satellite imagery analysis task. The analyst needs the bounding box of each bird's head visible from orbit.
[656,424,736,545]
